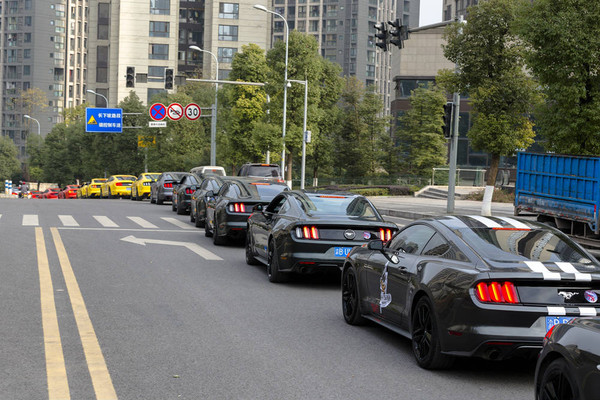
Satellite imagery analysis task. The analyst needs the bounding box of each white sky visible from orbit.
[419,0,443,26]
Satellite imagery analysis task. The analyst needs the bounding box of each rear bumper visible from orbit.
[280,240,363,273]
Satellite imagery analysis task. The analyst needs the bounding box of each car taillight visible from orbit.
[164,183,173,188]
[296,226,320,240]
[379,228,392,242]
[544,324,556,345]
[228,203,246,213]
[185,188,194,194]
[115,182,123,186]
[475,282,519,304]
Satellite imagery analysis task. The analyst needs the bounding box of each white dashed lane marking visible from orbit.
[23,214,39,226]
[58,215,79,227]
[127,216,158,229]
[93,216,119,228]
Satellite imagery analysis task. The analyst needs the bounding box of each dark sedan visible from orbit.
[190,176,233,228]
[246,191,398,283]
[172,173,201,214]
[150,172,189,205]
[341,215,600,369]
[205,178,289,245]
[535,317,600,400]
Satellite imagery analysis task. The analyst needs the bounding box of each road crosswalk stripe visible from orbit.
[127,216,158,229]
[93,215,119,228]
[23,214,39,226]
[161,217,195,229]
[58,215,79,227]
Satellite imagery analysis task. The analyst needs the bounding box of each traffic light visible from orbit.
[164,68,174,90]
[374,22,389,52]
[388,19,407,49]
[126,66,135,88]
[442,103,454,138]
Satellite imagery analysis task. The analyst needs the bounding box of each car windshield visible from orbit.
[116,176,135,180]
[298,194,380,220]
[145,174,159,180]
[458,227,596,265]
[202,169,225,176]
[239,183,288,198]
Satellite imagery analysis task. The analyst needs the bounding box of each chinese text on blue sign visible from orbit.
[85,108,123,133]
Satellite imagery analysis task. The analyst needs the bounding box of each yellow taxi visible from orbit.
[85,178,107,198]
[100,175,137,199]
[131,172,160,201]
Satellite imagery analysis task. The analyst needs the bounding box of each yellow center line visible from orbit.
[36,227,70,399]
[50,228,118,400]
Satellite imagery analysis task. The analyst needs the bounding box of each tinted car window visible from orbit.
[244,166,280,177]
[296,194,380,220]
[255,184,287,197]
[389,225,436,254]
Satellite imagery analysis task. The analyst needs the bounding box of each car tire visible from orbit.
[411,296,454,370]
[342,267,366,325]
[190,206,196,223]
[205,218,213,237]
[267,239,288,283]
[245,229,260,265]
[157,194,164,205]
[176,200,186,215]
[538,358,579,400]
[130,189,136,201]
[150,194,156,204]
[108,188,114,199]
[213,219,226,245]
[172,198,177,212]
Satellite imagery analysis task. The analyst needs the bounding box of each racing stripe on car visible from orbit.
[467,216,503,228]
[554,262,592,282]
[547,306,566,315]
[497,216,530,229]
[525,261,562,280]
[578,307,597,316]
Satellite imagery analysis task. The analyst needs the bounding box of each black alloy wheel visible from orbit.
[245,228,260,265]
[213,218,226,245]
[204,218,213,237]
[156,192,164,205]
[342,268,366,325]
[411,297,454,370]
[196,204,206,228]
[190,205,196,223]
[108,188,113,199]
[172,197,177,211]
[538,358,578,400]
[267,239,287,283]
[150,190,156,203]
[177,196,186,215]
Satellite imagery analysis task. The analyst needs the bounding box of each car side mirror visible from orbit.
[368,239,399,264]
[368,240,384,251]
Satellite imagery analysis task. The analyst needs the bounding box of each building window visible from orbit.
[309,5,319,17]
[96,46,108,82]
[217,47,237,63]
[219,3,239,19]
[23,65,30,75]
[149,44,169,60]
[148,88,166,102]
[98,3,109,40]
[218,25,238,41]
[148,66,166,82]
[150,0,170,15]
[309,20,319,32]
[149,21,170,37]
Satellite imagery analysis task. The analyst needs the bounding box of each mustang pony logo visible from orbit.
[379,263,392,312]
[558,291,577,300]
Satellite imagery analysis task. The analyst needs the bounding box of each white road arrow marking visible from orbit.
[120,235,222,260]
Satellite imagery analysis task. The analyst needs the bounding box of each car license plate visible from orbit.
[126,187,131,190]
[334,247,353,257]
[545,316,575,332]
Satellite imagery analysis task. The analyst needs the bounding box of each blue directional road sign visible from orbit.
[86,107,123,133]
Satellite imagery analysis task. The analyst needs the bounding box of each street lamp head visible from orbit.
[24,114,31,119]
[87,89,96,94]
[253,4,268,12]
[189,45,202,52]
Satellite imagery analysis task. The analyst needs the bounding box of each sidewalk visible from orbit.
[368,195,516,220]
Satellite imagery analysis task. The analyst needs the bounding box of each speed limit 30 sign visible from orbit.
[185,103,201,120]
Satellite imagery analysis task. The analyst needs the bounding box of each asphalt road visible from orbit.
[0,198,535,399]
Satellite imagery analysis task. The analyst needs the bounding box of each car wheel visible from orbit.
[213,219,226,245]
[411,296,454,370]
[171,198,177,212]
[245,229,260,265]
[108,188,114,199]
[157,194,164,205]
[130,189,136,200]
[176,200,186,215]
[267,239,288,283]
[205,218,213,237]
[538,358,579,400]
[190,206,196,223]
[342,267,366,325]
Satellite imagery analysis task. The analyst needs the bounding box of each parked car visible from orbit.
[237,163,283,182]
[535,317,600,400]
[100,175,137,198]
[172,173,202,214]
[29,190,42,199]
[341,215,600,369]
[246,191,398,283]
[205,177,289,245]
[131,172,160,201]
[77,183,89,198]
[41,188,61,199]
[190,176,233,228]
[84,178,107,198]
[189,165,226,179]
[58,185,80,199]
[150,172,189,205]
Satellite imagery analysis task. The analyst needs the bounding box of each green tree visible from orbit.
[0,135,21,182]
[397,85,448,178]
[516,0,600,154]
[440,0,538,185]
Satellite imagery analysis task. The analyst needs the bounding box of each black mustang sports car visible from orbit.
[205,178,289,245]
[172,173,202,214]
[535,317,600,400]
[190,176,232,228]
[341,215,600,369]
[246,191,398,283]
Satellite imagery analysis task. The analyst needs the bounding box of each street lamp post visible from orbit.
[86,89,108,107]
[254,4,289,186]
[24,114,40,136]
[288,79,308,189]
[189,45,219,166]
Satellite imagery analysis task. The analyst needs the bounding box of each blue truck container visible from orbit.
[515,152,600,244]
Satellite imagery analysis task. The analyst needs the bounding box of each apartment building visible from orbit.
[0,0,87,158]
[442,0,479,21]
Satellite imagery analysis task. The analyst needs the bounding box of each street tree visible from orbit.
[440,0,538,213]
[516,0,600,154]
[0,135,21,182]
[397,84,448,179]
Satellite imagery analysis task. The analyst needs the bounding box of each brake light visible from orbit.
[296,226,320,240]
[379,228,392,242]
[185,188,194,194]
[228,203,246,213]
[115,182,122,186]
[164,183,173,188]
[475,282,519,304]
